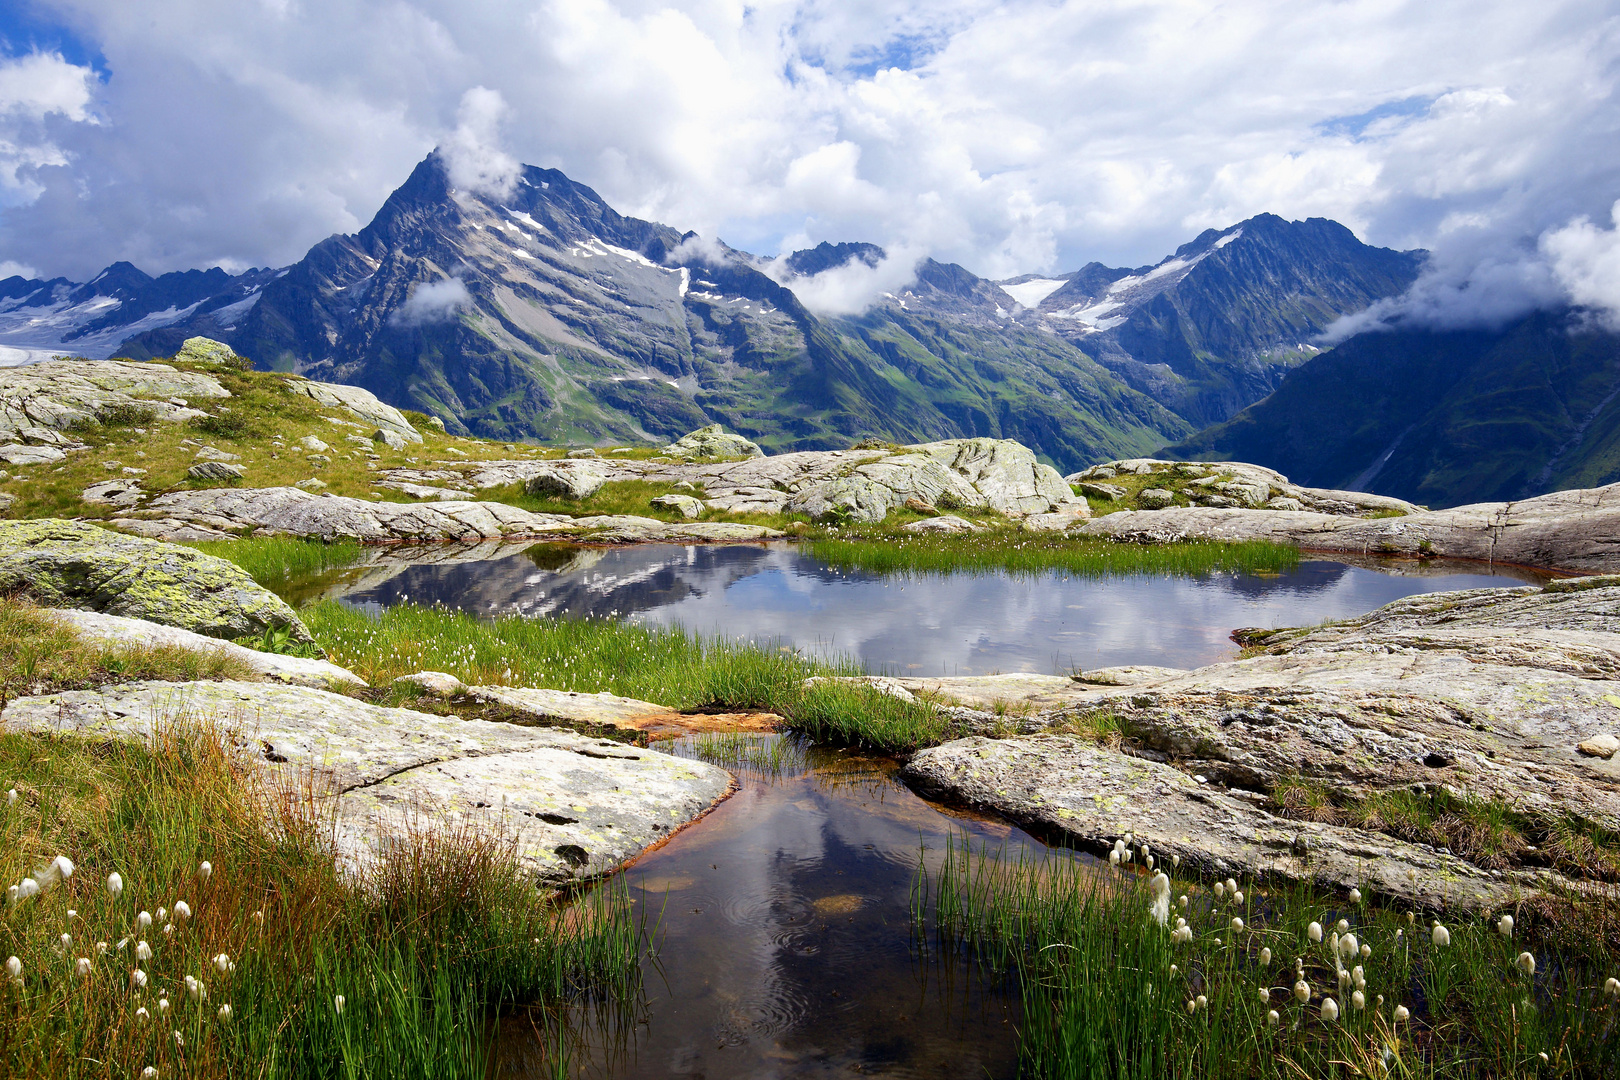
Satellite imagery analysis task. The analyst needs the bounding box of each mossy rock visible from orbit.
[0,518,310,642]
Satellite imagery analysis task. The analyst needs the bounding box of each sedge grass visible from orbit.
[0,723,638,1079]
[777,679,967,754]
[919,838,1620,1078]
[187,536,364,589]
[302,600,858,710]
[809,533,1300,579]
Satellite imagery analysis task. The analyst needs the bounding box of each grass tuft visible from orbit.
[808,534,1300,579]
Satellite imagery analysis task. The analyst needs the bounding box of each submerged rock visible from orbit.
[0,518,311,642]
[0,680,731,885]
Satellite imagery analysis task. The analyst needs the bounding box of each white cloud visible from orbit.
[762,245,922,316]
[391,276,471,326]
[0,0,1613,340]
[0,51,100,208]
[0,259,38,279]
[1541,201,1620,328]
[441,86,518,199]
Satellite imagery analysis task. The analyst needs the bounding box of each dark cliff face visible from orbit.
[1164,310,1620,507]
[96,153,1421,472]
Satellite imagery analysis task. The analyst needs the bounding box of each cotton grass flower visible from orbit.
[1149,871,1171,927]
[1498,915,1514,937]
[1431,924,1451,947]
[1196,994,1208,1010]
[1308,921,1323,943]
[1394,1005,1411,1022]
[173,901,191,922]
[135,1006,150,1023]
[15,879,39,901]
[163,924,174,937]
[1231,917,1244,932]
[1361,943,1372,960]
[1213,882,1224,898]
[96,942,108,955]
[1352,990,1366,1010]
[334,994,346,1015]
[131,969,148,989]
[1349,887,1362,904]
[6,956,22,986]
[1321,997,1340,1021]
[1339,933,1359,959]
[1516,952,1536,976]
[197,862,212,883]
[1606,977,1620,998]
[1259,987,1271,1002]
[213,953,231,975]
[5,789,15,805]
[1259,947,1272,965]
[1171,854,1181,868]
[1293,980,1311,1003]
[137,911,152,931]
[155,907,166,922]
[135,941,151,961]
[141,1069,157,1080]
[75,957,92,977]
[1336,918,1350,934]
[217,1004,232,1022]
[158,997,170,1015]
[1232,890,1244,904]
[106,872,124,899]
[1267,1009,1280,1025]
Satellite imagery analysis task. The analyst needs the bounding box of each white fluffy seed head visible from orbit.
[1294,980,1311,1003]
[1308,921,1323,943]
[141,1069,157,1080]
[1361,944,1372,959]
[1232,890,1244,905]
[334,994,346,1015]
[1259,947,1272,965]
[137,911,152,931]
[1498,915,1514,937]
[1352,990,1366,1010]
[1432,924,1451,947]
[173,901,191,922]
[1394,1005,1411,1022]
[106,872,124,899]
[1231,917,1244,932]
[1349,887,1362,904]
[217,1004,231,1022]
[1517,952,1536,976]
[197,862,212,883]
[131,969,148,989]
[1214,882,1224,898]
[1171,855,1181,868]
[1606,977,1620,998]
[136,941,151,961]
[1321,997,1339,1021]
[1267,1009,1280,1025]
[1259,986,1270,1002]
[75,957,91,977]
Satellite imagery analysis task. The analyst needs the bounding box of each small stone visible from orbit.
[193,446,240,462]
[103,461,121,471]
[1577,733,1620,759]
[1078,482,1127,501]
[1138,488,1175,510]
[294,478,328,492]
[187,461,245,482]
[373,429,407,451]
[298,435,330,453]
[567,448,598,459]
[650,494,703,519]
[306,454,332,466]
[122,467,147,476]
[901,515,981,534]
[393,671,466,698]
[427,416,446,431]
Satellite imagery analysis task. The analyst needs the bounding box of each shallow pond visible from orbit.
[320,542,1546,1076]
[497,737,1053,1079]
[332,541,1544,674]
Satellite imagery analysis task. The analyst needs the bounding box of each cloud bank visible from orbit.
[0,1,1615,331]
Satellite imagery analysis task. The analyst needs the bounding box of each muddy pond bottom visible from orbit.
[330,542,1545,673]
[497,736,1077,1079]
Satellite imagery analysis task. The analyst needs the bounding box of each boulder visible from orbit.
[1138,487,1174,509]
[172,337,244,366]
[0,681,731,885]
[298,435,330,453]
[373,428,407,452]
[187,461,245,482]
[524,462,609,500]
[913,438,1079,516]
[650,493,704,519]
[662,424,764,460]
[193,445,240,462]
[786,475,892,523]
[566,448,597,459]
[0,444,66,465]
[1022,507,1092,532]
[394,671,466,698]
[1078,482,1126,501]
[0,518,310,642]
[282,378,422,444]
[48,609,363,689]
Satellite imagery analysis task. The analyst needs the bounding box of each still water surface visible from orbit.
[336,541,1542,674]
[327,542,1543,1077]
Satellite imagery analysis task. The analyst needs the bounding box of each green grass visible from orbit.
[919,838,1620,1079]
[0,723,639,1079]
[0,597,258,705]
[808,534,1300,579]
[302,600,857,710]
[187,537,365,592]
[776,679,968,754]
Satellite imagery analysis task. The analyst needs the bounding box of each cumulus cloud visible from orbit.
[441,86,519,199]
[0,0,1613,343]
[390,276,472,326]
[0,259,37,279]
[0,51,100,207]
[1542,201,1620,328]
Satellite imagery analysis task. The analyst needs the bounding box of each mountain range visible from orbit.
[0,151,1424,476]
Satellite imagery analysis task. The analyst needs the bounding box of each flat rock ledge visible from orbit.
[49,609,365,689]
[112,487,784,544]
[0,681,732,886]
[902,736,1542,913]
[1074,481,1620,576]
[880,580,1620,909]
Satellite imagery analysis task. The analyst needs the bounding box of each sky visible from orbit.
[1,0,1619,329]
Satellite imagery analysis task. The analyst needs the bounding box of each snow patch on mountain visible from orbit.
[998,278,1068,308]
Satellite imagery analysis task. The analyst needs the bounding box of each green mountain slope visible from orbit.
[1164,311,1620,506]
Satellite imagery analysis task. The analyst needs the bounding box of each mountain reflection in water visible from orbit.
[334,541,1543,674]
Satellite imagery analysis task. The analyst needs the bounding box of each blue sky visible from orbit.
[1,1,1618,328]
